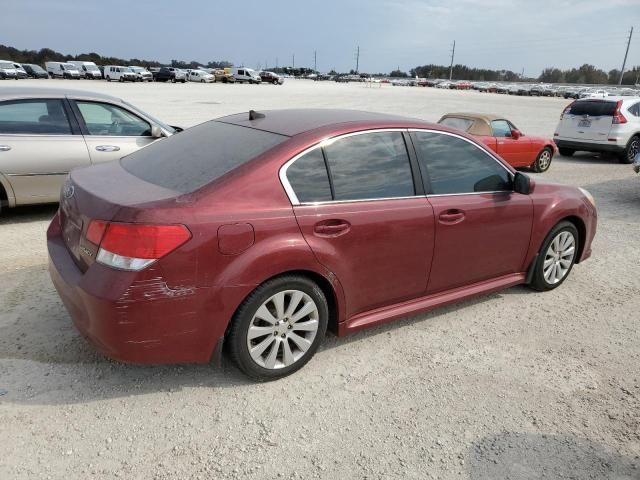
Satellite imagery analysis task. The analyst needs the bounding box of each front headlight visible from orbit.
[579,187,595,208]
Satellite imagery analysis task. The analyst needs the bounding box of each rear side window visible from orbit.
[412,131,511,194]
[286,148,332,203]
[438,117,474,132]
[122,121,287,193]
[569,101,617,116]
[628,102,640,117]
[0,99,72,135]
[323,131,414,201]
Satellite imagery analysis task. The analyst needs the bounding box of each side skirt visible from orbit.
[339,273,527,336]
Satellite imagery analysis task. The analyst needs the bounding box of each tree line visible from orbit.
[2,44,638,84]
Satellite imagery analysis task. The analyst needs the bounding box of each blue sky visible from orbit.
[3,0,639,75]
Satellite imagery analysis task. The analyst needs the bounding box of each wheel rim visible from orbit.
[628,138,639,161]
[538,150,551,171]
[247,290,319,370]
[543,231,576,285]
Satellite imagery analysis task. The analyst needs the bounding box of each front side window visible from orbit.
[0,99,72,135]
[286,148,332,203]
[323,131,414,201]
[491,120,512,137]
[412,131,512,195]
[76,101,151,136]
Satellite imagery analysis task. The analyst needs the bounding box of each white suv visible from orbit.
[554,97,640,163]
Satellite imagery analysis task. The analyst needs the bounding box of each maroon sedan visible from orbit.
[48,109,597,380]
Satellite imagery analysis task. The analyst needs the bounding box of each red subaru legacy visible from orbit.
[47,109,597,380]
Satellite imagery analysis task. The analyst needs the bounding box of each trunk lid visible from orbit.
[60,161,182,272]
[556,99,616,141]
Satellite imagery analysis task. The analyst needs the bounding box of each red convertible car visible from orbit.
[48,109,596,380]
[438,113,557,172]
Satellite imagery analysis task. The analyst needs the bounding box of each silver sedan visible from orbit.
[0,87,179,211]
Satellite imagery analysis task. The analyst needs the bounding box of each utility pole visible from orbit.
[619,26,633,85]
[314,50,317,72]
[355,46,360,73]
[276,57,278,69]
[292,54,295,69]
[448,40,455,81]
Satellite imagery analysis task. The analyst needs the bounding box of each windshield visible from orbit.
[121,121,288,193]
[130,67,143,72]
[439,117,475,132]
[28,64,46,72]
[122,100,176,135]
[124,67,133,73]
[62,64,76,70]
[85,64,99,71]
[0,62,14,69]
[569,101,617,116]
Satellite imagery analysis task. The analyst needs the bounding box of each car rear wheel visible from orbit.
[530,221,579,291]
[532,147,553,173]
[227,275,328,381]
[558,148,574,157]
[619,136,639,164]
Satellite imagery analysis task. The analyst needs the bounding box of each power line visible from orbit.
[619,26,633,85]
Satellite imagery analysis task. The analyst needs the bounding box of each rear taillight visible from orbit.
[612,100,627,124]
[560,101,575,120]
[86,220,191,271]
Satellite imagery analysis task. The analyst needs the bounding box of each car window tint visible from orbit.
[438,117,474,132]
[629,102,640,117]
[76,102,151,136]
[122,121,288,193]
[569,101,617,116]
[0,99,72,135]
[412,131,512,195]
[323,131,414,201]
[491,120,512,137]
[287,148,332,203]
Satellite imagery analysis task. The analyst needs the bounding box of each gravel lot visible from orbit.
[1,79,639,479]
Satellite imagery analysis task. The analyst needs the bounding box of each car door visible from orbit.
[410,130,533,294]
[491,119,531,167]
[70,100,158,164]
[284,130,435,319]
[0,98,90,205]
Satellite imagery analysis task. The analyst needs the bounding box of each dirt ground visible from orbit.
[0,79,639,479]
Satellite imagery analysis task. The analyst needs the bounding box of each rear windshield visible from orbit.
[438,117,474,132]
[121,121,288,193]
[569,101,617,117]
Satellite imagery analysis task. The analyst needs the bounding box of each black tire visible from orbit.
[558,148,574,157]
[619,135,639,164]
[273,79,278,85]
[227,275,328,381]
[530,221,579,292]
[106,76,111,82]
[201,79,205,83]
[222,77,227,83]
[171,77,175,83]
[532,147,553,173]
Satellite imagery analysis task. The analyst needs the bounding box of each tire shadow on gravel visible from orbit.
[467,432,638,480]
[0,203,57,225]
[553,152,627,166]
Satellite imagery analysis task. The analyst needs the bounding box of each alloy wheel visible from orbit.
[543,231,576,285]
[246,290,320,369]
[628,138,639,162]
[538,150,552,171]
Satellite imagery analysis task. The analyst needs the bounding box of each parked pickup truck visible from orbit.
[153,67,186,83]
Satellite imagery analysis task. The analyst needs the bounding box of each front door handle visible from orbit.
[0,145,11,152]
[95,145,121,152]
[438,210,465,225]
[314,220,351,237]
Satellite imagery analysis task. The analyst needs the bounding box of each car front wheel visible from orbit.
[227,275,328,381]
[530,221,579,291]
[532,147,553,173]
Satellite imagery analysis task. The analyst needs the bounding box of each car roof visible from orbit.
[0,86,122,103]
[439,112,504,136]
[217,109,429,137]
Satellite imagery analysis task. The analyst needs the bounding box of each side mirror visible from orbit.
[513,172,531,195]
[511,129,521,140]
[150,125,164,138]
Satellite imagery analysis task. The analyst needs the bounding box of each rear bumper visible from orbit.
[554,139,625,153]
[47,214,233,364]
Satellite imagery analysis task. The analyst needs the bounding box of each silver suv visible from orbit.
[554,96,640,163]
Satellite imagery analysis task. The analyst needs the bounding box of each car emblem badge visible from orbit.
[63,184,75,199]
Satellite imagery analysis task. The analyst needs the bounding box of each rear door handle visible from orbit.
[95,145,121,152]
[314,220,351,236]
[0,145,11,152]
[438,210,465,224]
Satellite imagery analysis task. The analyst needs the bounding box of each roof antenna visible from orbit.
[249,110,265,121]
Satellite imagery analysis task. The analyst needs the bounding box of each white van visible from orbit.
[104,65,137,82]
[45,62,81,79]
[231,67,261,84]
[68,61,102,79]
